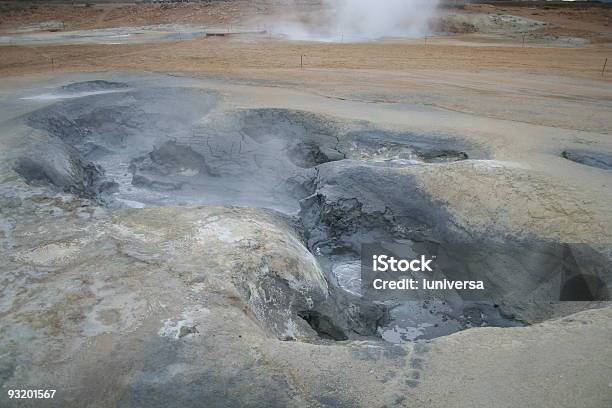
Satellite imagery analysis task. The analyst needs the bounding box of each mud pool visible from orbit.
[1,74,610,344]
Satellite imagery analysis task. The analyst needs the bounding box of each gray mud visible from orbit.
[1,75,611,408]
[61,80,130,93]
[298,158,611,340]
[7,79,610,344]
[562,149,612,170]
[13,141,109,199]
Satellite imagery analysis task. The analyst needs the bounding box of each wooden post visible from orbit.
[51,57,54,70]
[522,33,526,48]
[603,58,608,77]
[301,55,303,70]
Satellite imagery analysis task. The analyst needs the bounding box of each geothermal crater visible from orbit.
[10,80,609,343]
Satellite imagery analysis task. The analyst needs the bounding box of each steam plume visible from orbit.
[274,0,440,42]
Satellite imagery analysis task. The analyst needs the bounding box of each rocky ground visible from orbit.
[0,2,611,408]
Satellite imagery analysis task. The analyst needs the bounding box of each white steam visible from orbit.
[274,0,440,42]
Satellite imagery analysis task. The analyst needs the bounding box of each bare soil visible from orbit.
[1,1,610,82]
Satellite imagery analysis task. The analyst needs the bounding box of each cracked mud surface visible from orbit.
[0,73,611,408]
